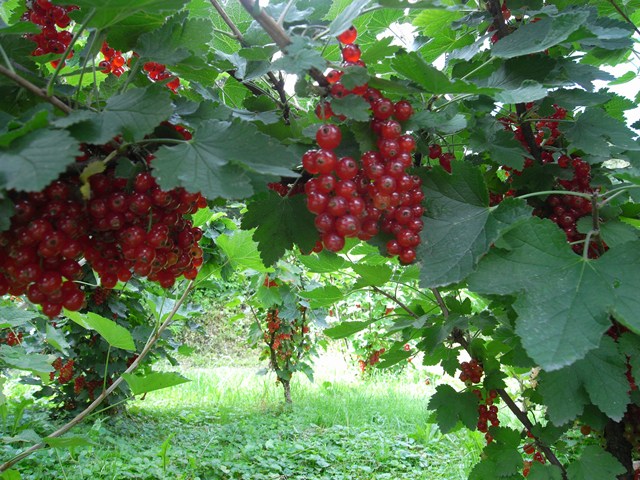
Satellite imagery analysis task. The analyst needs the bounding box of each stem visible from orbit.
[599,184,640,207]
[370,285,417,319]
[0,65,72,114]
[0,43,15,73]
[46,8,96,96]
[276,0,296,26]
[607,0,640,36]
[237,0,328,88]
[0,280,195,473]
[210,0,292,121]
[515,190,593,201]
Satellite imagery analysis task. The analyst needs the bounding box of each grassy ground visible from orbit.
[2,351,487,479]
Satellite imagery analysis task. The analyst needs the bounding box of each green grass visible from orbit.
[3,355,485,479]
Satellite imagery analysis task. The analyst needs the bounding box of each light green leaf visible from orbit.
[327,0,371,36]
[324,319,376,339]
[215,230,271,273]
[527,462,564,480]
[45,323,70,354]
[44,435,94,448]
[272,36,326,75]
[65,311,135,351]
[351,263,393,287]
[122,371,190,395]
[0,306,38,329]
[299,286,343,308]
[298,251,347,273]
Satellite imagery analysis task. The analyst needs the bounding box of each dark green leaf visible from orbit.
[71,0,188,29]
[0,197,14,231]
[0,109,49,147]
[0,129,80,192]
[562,108,640,157]
[538,337,629,425]
[68,87,173,144]
[566,445,626,480]
[418,163,531,288]
[242,192,317,266]
[0,306,38,329]
[272,36,326,75]
[329,95,371,122]
[153,119,298,200]
[468,219,640,370]
[427,384,479,433]
[491,10,591,59]
[340,66,370,90]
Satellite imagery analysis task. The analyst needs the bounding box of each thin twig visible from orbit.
[370,285,418,319]
[210,0,291,121]
[0,64,72,114]
[237,0,328,88]
[607,0,640,36]
[0,281,195,472]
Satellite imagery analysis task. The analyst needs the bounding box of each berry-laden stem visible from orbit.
[237,0,329,88]
[0,280,195,473]
[0,64,72,114]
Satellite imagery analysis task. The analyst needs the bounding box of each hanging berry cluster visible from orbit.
[357,346,386,374]
[473,388,500,444]
[427,143,455,174]
[0,125,206,319]
[495,104,603,257]
[50,357,74,384]
[23,0,77,67]
[302,26,424,264]
[522,433,546,477]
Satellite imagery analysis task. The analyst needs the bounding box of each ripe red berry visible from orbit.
[337,26,357,44]
[316,124,342,150]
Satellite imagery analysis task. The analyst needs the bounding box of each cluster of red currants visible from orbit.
[358,347,386,374]
[51,357,74,384]
[473,388,500,443]
[23,0,77,67]
[303,26,424,263]
[459,358,483,385]
[98,41,128,77]
[0,331,23,346]
[522,436,546,477]
[427,143,455,173]
[0,137,206,319]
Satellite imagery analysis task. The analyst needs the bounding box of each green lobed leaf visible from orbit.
[298,251,347,273]
[351,263,393,287]
[0,305,38,329]
[417,162,532,288]
[561,107,640,157]
[122,371,190,395]
[0,345,53,374]
[330,95,371,122]
[272,36,326,75]
[491,10,591,59]
[468,219,640,371]
[538,336,629,425]
[65,311,136,351]
[45,323,71,354]
[242,192,317,266]
[327,0,371,36]
[0,129,80,192]
[44,435,94,448]
[324,319,375,340]
[215,229,271,273]
[566,445,626,480]
[0,109,49,147]
[67,87,173,144]
[427,384,479,433]
[298,285,343,308]
[153,119,298,200]
[67,0,188,29]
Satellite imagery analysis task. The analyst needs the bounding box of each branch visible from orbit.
[431,285,567,478]
[0,64,72,114]
[237,0,328,88]
[607,0,640,36]
[210,0,291,121]
[370,285,417,319]
[0,280,195,472]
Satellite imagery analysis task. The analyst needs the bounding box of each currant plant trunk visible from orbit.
[605,419,633,480]
[282,379,292,404]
